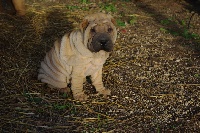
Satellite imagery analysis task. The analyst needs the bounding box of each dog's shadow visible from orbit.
[0,9,74,95]
[41,9,73,50]
[36,9,75,95]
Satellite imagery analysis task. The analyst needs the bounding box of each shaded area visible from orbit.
[184,0,200,14]
[0,8,73,92]
[0,8,73,132]
[135,0,200,52]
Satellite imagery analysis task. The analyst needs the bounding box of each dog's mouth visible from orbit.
[88,33,114,53]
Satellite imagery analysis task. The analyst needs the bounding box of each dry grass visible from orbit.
[1,0,200,132]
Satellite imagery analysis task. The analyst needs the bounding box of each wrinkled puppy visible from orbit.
[38,13,117,101]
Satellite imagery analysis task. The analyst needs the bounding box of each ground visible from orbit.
[0,0,200,132]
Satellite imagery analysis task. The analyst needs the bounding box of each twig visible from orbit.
[126,14,152,19]
[17,63,29,83]
[0,116,26,127]
[187,12,196,29]
[15,35,26,50]
[150,94,175,98]
[186,67,200,69]
[0,94,21,100]
[82,103,115,121]
[177,84,200,86]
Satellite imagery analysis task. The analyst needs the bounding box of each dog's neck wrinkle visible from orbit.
[91,50,109,65]
[70,30,93,58]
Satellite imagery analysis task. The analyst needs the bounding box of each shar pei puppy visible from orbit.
[38,13,117,101]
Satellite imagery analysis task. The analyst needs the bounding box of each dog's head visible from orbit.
[80,13,117,53]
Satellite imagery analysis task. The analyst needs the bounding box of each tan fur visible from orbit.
[38,13,117,101]
[12,0,25,16]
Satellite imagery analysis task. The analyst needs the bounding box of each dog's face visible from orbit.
[88,23,114,52]
[80,13,117,53]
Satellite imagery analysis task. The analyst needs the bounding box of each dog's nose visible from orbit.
[100,39,108,46]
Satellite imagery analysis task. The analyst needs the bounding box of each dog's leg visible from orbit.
[71,66,88,101]
[91,68,111,96]
[12,0,25,16]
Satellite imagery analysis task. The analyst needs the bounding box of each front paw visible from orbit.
[73,92,88,101]
[59,87,71,93]
[98,89,111,96]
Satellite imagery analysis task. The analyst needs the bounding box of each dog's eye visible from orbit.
[108,28,113,33]
[90,28,96,33]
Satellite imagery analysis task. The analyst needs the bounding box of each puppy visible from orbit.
[38,13,117,101]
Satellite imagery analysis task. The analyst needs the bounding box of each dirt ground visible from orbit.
[0,0,200,132]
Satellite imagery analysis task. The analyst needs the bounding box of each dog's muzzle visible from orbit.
[88,33,114,52]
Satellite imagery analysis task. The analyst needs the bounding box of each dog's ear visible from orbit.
[111,18,116,26]
[80,19,88,33]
